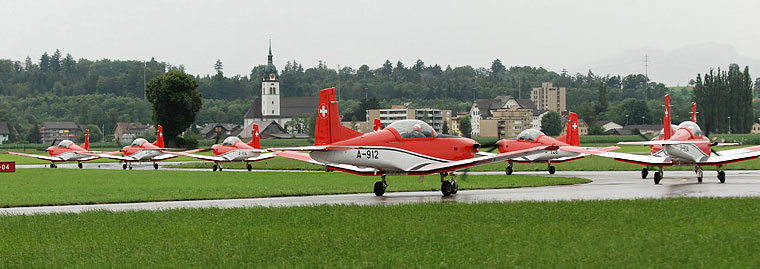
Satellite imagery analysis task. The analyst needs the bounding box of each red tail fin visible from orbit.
[566,112,580,146]
[690,102,697,122]
[82,129,90,150]
[373,118,381,131]
[314,88,362,145]
[153,125,165,148]
[248,124,261,149]
[663,94,672,140]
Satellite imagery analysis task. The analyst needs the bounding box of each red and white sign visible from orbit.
[0,161,15,172]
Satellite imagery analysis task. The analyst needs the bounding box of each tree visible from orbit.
[50,49,62,73]
[596,82,608,113]
[540,111,562,136]
[39,52,50,72]
[84,124,103,143]
[145,71,203,146]
[490,59,506,77]
[380,60,392,76]
[442,121,449,135]
[213,59,223,75]
[459,115,472,138]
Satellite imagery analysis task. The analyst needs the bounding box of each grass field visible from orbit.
[0,198,758,267]
[0,169,587,207]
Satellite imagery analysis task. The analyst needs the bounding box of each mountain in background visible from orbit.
[571,43,760,86]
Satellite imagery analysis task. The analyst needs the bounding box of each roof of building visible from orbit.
[114,122,153,133]
[269,133,310,139]
[623,124,661,131]
[239,120,286,139]
[200,123,241,135]
[474,96,537,118]
[532,109,549,116]
[516,99,536,110]
[0,121,9,134]
[41,121,79,129]
[244,96,319,119]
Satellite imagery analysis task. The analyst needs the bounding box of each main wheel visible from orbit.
[441,181,453,196]
[77,162,83,169]
[219,166,223,171]
[373,181,386,196]
[505,166,513,175]
[548,166,556,175]
[697,177,703,183]
[122,163,127,170]
[247,163,253,171]
[654,172,662,184]
[641,168,649,179]
[718,171,726,183]
[51,163,57,168]
[212,164,218,171]
[451,181,459,194]
[128,166,133,170]
[153,163,159,170]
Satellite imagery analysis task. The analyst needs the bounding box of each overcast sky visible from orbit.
[2,0,758,81]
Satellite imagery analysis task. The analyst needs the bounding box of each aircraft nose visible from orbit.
[472,143,481,152]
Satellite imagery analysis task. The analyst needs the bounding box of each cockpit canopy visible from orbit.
[57,140,74,148]
[658,124,679,138]
[222,136,241,146]
[131,138,148,147]
[678,121,702,137]
[516,129,544,141]
[387,120,435,139]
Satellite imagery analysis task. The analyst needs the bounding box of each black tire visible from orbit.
[441,181,453,196]
[505,166,513,175]
[122,163,127,170]
[219,166,223,172]
[641,168,649,179]
[697,177,703,183]
[373,181,385,196]
[247,164,252,171]
[654,172,661,184]
[153,163,159,170]
[129,166,132,170]
[548,166,556,175]
[77,162,83,169]
[213,164,218,172]
[451,181,459,194]
[718,171,726,183]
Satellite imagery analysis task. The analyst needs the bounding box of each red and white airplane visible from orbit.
[7,130,99,168]
[274,88,561,196]
[90,125,201,170]
[173,124,274,171]
[493,112,619,175]
[579,94,760,184]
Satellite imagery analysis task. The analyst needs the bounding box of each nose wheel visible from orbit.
[653,167,664,184]
[247,163,252,171]
[641,167,649,179]
[717,166,725,183]
[547,163,556,175]
[373,175,388,196]
[77,162,83,169]
[440,172,458,196]
[122,163,127,170]
[153,163,159,170]
[50,163,57,168]
[505,162,513,175]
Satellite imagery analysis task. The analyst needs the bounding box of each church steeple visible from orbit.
[267,39,273,64]
[261,40,280,118]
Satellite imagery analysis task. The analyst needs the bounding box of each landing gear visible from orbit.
[50,163,57,168]
[547,163,556,175]
[641,167,649,179]
[213,164,218,171]
[153,163,159,170]
[128,164,133,170]
[717,166,725,183]
[653,167,664,184]
[122,163,127,170]
[77,162,83,169]
[505,162,513,175]
[695,166,703,183]
[373,175,388,196]
[440,172,458,196]
[247,163,252,171]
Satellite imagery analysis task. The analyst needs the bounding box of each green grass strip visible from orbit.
[0,169,586,207]
[0,198,757,267]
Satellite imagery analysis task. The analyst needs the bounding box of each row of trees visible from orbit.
[693,64,754,134]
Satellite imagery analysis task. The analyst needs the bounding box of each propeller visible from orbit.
[214,128,222,145]
[50,138,57,147]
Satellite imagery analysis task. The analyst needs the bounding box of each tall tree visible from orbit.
[145,71,203,146]
[596,82,608,114]
[540,111,562,136]
[380,60,392,76]
[459,115,472,138]
[490,59,506,77]
[39,52,50,72]
[50,49,62,73]
[213,59,223,75]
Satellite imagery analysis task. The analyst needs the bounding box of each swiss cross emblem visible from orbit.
[572,123,578,130]
[255,131,259,137]
[319,104,328,119]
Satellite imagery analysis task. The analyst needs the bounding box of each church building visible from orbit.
[243,44,318,131]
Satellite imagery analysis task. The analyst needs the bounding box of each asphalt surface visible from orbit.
[2,169,759,216]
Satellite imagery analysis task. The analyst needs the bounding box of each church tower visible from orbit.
[261,41,280,117]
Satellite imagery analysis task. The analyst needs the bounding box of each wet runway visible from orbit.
[2,169,759,216]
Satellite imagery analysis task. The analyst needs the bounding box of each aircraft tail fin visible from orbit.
[556,112,580,146]
[690,102,698,122]
[153,125,165,148]
[314,88,362,145]
[247,124,261,149]
[664,94,672,140]
[373,118,382,131]
[82,129,90,150]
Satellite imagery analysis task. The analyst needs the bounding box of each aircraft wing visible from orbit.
[403,146,562,174]
[244,153,276,162]
[6,151,64,162]
[711,145,760,156]
[151,153,179,161]
[85,153,137,162]
[172,151,229,162]
[618,140,711,146]
[274,151,324,165]
[697,151,760,165]
[270,146,329,152]
[584,151,673,166]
